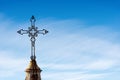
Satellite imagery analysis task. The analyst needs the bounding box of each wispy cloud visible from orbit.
[0,15,120,80]
[42,71,109,80]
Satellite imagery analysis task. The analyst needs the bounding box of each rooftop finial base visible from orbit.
[30,56,36,60]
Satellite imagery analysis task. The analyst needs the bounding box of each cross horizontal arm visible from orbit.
[38,29,48,35]
[17,29,28,35]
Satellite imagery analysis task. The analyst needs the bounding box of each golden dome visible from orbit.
[25,60,42,72]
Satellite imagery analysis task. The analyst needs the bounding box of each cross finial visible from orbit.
[30,15,36,26]
[17,16,48,60]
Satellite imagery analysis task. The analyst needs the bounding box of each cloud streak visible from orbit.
[0,15,120,80]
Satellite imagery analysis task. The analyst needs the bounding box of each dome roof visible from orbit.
[25,60,42,72]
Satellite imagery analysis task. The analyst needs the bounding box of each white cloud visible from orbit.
[83,59,117,70]
[0,51,26,77]
[42,71,109,80]
[0,15,120,80]
[41,59,117,71]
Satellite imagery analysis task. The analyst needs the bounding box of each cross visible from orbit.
[17,16,48,60]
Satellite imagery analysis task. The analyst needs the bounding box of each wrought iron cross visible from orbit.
[17,16,48,60]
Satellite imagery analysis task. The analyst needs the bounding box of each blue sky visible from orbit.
[0,0,120,80]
